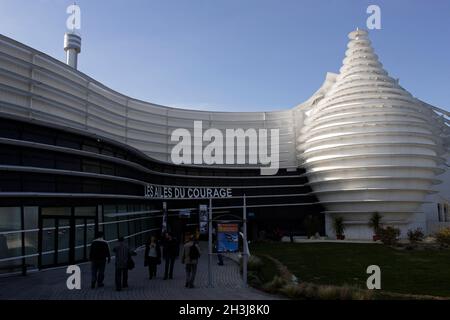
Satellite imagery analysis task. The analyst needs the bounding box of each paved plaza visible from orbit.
[0,243,277,300]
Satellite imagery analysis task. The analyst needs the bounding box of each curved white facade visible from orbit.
[0,34,298,168]
[0,29,449,239]
[299,29,448,238]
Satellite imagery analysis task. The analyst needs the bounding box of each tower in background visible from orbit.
[63,32,81,69]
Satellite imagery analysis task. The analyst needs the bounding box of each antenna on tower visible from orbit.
[64,2,82,69]
[71,2,76,33]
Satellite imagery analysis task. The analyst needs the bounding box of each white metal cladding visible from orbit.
[299,29,449,238]
[0,30,449,239]
[0,34,298,168]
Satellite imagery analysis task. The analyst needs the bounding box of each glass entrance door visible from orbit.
[57,219,70,265]
[75,218,96,261]
[40,217,71,267]
[39,207,97,268]
[41,219,56,266]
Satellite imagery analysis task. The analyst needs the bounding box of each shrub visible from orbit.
[316,285,341,300]
[333,216,345,237]
[379,226,401,245]
[279,283,374,300]
[407,228,425,243]
[350,288,374,300]
[247,255,263,272]
[247,271,262,287]
[240,255,264,275]
[297,282,318,299]
[368,212,383,235]
[279,283,310,299]
[435,227,450,247]
[262,276,287,293]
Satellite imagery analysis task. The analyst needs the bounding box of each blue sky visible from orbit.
[0,0,449,111]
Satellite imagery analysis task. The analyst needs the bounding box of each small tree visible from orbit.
[368,212,382,236]
[333,217,345,239]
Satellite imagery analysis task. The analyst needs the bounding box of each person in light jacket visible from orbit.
[181,235,201,288]
[144,236,161,279]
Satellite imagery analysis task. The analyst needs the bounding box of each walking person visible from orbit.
[162,232,178,280]
[113,236,135,291]
[212,228,224,266]
[144,236,161,279]
[181,235,201,288]
[217,249,224,266]
[89,231,110,289]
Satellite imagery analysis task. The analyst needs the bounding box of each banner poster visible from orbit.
[217,223,239,253]
[161,201,168,234]
[199,204,208,234]
[179,209,191,218]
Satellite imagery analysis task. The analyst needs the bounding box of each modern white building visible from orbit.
[0,28,449,273]
[299,29,450,238]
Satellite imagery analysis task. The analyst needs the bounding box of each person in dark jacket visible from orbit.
[113,236,135,291]
[89,231,111,289]
[162,232,178,280]
[144,236,161,279]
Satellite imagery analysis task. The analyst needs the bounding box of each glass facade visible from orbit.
[0,204,164,274]
[0,207,22,272]
[0,116,323,274]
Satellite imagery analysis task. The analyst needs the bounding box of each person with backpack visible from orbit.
[89,231,111,289]
[181,235,201,288]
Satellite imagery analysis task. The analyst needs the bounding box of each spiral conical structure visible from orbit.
[300,29,444,239]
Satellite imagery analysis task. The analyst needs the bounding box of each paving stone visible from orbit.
[0,243,278,300]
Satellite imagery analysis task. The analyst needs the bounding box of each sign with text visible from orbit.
[145,184,232,199]
[217,223,239,253]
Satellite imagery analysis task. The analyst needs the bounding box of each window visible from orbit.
[101,163,115,175]
[42,207,71,216]
[118,216,128,239]
[103,205,118,242]
[0,148,20,165]
[82,160,101,173]
[74,207,96,217]
[55,155,81,171]
[97,205,103,232]
[437,203,442,222]
[56,136,80,149]
[0,207,22,273]
[24,207,38,269]
[445,204,449,222]
[22,150,55,168]
[22,129,54,144]
[82,144,100,154]
[101,148,114,156]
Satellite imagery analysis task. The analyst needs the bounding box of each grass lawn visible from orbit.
[250,242,450,297]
